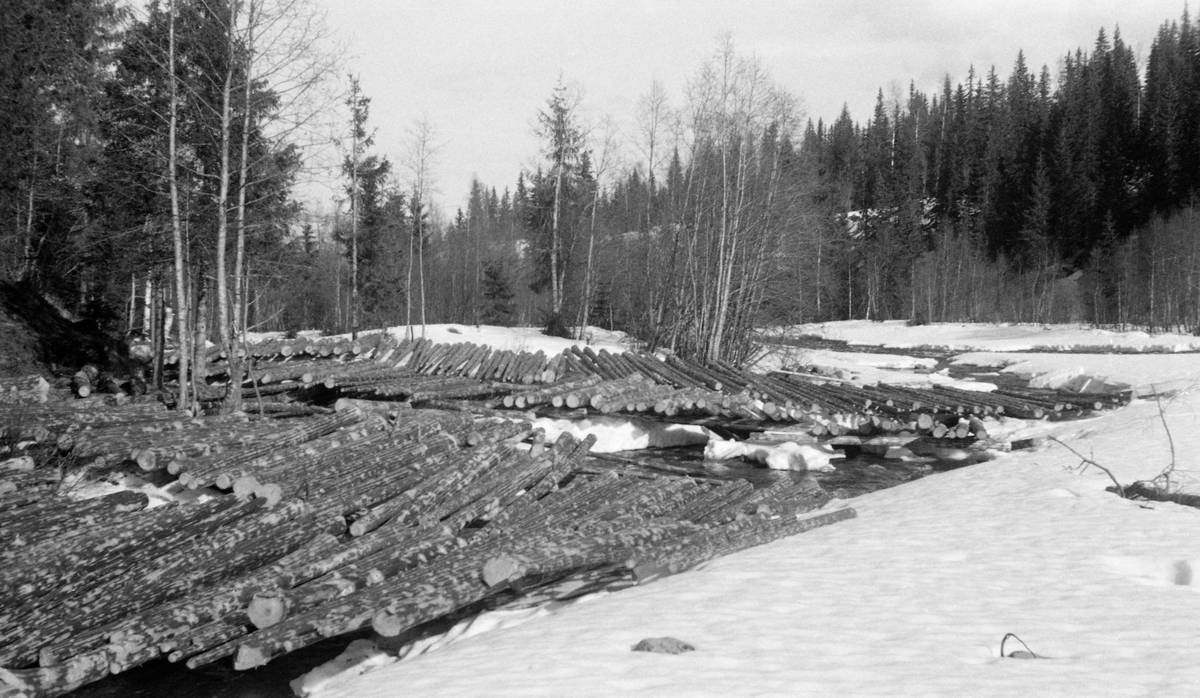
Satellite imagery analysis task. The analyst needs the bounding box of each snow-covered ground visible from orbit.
[248,324,632,356]
[783,319,1200,353]
[307,321,1200,698]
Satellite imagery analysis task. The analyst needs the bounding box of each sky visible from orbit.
[311,0,1190,214]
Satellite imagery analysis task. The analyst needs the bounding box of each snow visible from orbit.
[758,346,945,385]
[532,416,716,453]
[785,319,1200,353]
[248,324,632,357]
[290,639,395,697]
[283,323,1200,696]
[703,440,843,472]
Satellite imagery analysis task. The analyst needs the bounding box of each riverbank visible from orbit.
[318,323,1200,698]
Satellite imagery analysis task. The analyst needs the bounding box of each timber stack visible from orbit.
[0,333,1134,696]
[0,394,856,697]
[160,333,1128,434]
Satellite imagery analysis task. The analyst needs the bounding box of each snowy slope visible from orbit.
[307,323,1200,698]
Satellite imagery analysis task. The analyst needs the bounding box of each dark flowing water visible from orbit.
[65,633,371,698]
[586,442,958,499]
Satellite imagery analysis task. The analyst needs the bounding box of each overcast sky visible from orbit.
[313,0,1189,213]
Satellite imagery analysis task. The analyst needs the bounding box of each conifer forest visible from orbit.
[6,0,1200,373]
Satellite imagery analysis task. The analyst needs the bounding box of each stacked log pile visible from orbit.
[0,330,1144,696]
[1,397,170,445]
[223,334,1131,435]
[0,462,61,512]
[0,407,855,697]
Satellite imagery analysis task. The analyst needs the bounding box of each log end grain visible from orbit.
[481,554,521,588]
[133,448,158,471]
[371,607,410,637]
[257,483,284,508]
[247,591,291,629]
[231,476,259,499]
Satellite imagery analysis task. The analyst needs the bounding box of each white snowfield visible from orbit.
[786,319,1200,353]
[308,322,1200,698]
[248,324,633,357]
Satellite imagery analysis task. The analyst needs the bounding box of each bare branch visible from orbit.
[1050,436,1125,497]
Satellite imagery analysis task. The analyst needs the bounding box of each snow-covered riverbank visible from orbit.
[308,322,1200,698]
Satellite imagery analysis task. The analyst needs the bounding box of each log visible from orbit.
[303,434,460,517]
[346,444,505,536]
[72,365,98,398]
[0,490,147,551]
[0,498,321,668]
[0,652,111,698]
[631,507,857,583]
[39,533,340,671]
[173,406,367,488]
[245,528,465,631]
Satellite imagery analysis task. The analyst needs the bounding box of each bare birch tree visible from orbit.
[577,115,620,338]
[677,35,799,361]
[402,117,443,339]
[167,0,191,411]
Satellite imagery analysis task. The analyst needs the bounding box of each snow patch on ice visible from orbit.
[532,416,716,453]
[704,440,842,471]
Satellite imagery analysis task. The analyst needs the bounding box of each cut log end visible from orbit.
[247,592,290,629]
[231,476,258,499]
[257,483,283,507]
[371,608,408,637]
[133,448,158,471]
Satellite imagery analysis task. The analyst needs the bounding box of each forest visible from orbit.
[5,0,1200,379]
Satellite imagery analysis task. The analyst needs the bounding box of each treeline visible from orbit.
[7,2,1200,378]
[425,13,1200,360]
[797,16,1200,328]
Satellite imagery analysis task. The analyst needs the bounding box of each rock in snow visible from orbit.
[632,637,696,654]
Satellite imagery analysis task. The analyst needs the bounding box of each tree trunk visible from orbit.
[214,0,236,408]
[224,0,256,415]
[551,156,564,316]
